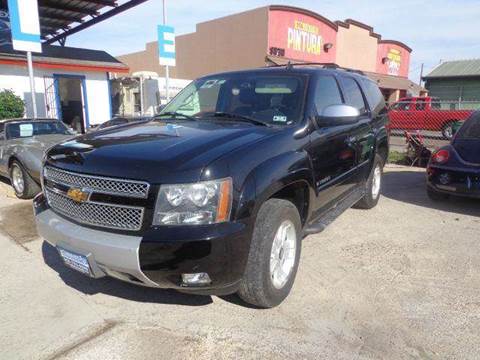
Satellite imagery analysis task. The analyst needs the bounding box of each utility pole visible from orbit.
[163,0,170,102]
[419,63,424,87]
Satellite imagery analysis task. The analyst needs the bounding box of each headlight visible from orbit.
[153,178,232,226]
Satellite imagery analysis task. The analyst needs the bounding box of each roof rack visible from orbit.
[268,61,365,75]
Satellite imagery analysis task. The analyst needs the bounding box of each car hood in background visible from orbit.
[9,134,73,150]
[45,120,275,183]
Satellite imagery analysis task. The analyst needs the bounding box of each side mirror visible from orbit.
[316,104,360,127]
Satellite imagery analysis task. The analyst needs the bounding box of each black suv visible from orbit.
[34,65,388,308]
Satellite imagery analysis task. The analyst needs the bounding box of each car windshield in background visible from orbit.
[161,74,306,125]
[457,114,480,139]
[6,121,70,140]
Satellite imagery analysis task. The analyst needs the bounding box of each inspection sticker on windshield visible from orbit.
[273,115,287,123]
[19,124,33,137]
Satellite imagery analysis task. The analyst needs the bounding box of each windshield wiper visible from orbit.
[154,112,197,121]
[212,112,270,127]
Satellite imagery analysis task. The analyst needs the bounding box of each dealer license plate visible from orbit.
[57,247,92,276]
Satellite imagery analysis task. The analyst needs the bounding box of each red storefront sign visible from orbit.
[376,42,411,78]
[268,9,337,63]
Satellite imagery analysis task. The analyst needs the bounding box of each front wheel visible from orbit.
[354,155,383,209]
[9,161,40,199]
[238,199,302,308]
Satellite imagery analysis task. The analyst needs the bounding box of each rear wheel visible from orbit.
[354,155,383,209]
[427,187,449,201]
[238,199,302,308]
[9,161,40,199]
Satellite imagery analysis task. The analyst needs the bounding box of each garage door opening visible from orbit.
[56,75,88,133]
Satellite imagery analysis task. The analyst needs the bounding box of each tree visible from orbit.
[0,89,25,119]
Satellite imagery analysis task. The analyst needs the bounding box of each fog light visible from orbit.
[439,172,451,185]
[182,272,211,286]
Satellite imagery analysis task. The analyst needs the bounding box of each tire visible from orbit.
[9,160,40,200]
[354,155,383,209]
[237,199,302,308]
[441,121,455,140]
[427,187,449,201]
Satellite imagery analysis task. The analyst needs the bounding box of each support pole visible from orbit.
[163,0,169,102]
[139,76,144,115]
[419,63,424,87]
[27,52,37,118]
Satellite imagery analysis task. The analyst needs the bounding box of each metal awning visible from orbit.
[0,0,148,45]
[364,71,424,93]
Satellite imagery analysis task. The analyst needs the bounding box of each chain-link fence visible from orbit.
[387,99,479,166]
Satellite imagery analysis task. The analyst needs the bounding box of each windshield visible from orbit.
[456,114,480,140]
[6,121,70,140]
[161,73,307,125]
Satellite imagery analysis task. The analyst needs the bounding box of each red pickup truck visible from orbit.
[388,97,474,139]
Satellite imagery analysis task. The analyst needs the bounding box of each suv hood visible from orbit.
[46,120,274,182]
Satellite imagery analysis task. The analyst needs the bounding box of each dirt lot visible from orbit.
[1,165,479,360]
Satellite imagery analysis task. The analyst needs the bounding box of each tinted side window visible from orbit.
[0,123,4,133]
[361,79,385,115]
[415,99,426,111]
[395,102,412,111]
[314,76,343,115]
[341,77,367,114]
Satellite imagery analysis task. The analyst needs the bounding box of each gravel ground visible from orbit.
[0,165,479,360]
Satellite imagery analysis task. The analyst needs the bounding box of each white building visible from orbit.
[0,44,129,133]
[110,72,191,117]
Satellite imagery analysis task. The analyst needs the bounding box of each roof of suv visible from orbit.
[201,64,372,82]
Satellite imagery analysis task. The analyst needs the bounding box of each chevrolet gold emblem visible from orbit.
[67,188,90,203]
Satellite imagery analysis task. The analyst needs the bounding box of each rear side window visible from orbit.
[341,77,367,114]
[0,123,4,133]
[458,113,480,139]
[313,76,343,115]
[415,99,427,111]
[361,79,385,115]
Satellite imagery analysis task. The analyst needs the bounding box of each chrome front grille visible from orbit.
[45,189,144,231]
[43,166,149,231]
[44,166,149,199]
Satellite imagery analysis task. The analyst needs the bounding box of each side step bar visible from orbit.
[303,187,365,235]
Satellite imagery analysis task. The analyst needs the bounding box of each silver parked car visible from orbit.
[0,119,73,199]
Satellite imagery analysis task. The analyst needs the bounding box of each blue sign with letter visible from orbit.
[158,25,175,66]
[7,0,41,52]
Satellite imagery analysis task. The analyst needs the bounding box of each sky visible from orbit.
[65,0,480,83]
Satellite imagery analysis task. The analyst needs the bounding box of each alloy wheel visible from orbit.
[270,220,297,289]
[371,165,381,199]
[11,165,24,194]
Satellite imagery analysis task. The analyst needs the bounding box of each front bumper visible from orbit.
[34,193,252,295]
